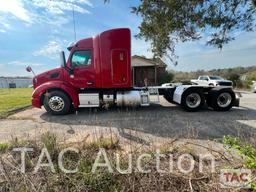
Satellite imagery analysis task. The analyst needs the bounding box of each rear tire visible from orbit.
[43,91,71,115]
[181,89,205,112]
[208,89,235,111]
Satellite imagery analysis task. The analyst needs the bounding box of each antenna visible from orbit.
[72,0,77,41]
[48,0,77,41]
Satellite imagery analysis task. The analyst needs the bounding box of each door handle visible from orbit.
[87,81,94,85]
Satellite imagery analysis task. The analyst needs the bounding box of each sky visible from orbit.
[0,0,255,77]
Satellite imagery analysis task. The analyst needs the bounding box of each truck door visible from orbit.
[68,50,97,88]
[111,49,128,85]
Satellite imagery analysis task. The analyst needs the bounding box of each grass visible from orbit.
[0,133,122,191]
[0,88,32,118]
[0,143,10,152]
[0,133,255,191]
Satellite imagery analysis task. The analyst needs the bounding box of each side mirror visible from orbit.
[26,66,32,72]
[60,51,66,68]
[26,66,36,76]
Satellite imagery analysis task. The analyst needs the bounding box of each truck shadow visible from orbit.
[40,101,256,143]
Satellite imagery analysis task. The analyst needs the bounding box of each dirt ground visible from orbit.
[0,92,255,147]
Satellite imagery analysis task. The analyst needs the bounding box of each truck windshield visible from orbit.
[209,76,223,80]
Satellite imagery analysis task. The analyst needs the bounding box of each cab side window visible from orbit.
[71,50,92,68]
[203,76,209,81]
[200,76,208,81]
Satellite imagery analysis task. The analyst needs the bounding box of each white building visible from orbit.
[0,77,32,88]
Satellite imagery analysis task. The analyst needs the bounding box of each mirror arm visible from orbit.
[60,51,74,75]
[64,65,74,75]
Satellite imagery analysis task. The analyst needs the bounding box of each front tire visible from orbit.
[181,89,205,112]
[43,91,71,115]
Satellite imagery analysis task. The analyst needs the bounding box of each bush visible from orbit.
[158,71,174,84]
[223,135,256,191]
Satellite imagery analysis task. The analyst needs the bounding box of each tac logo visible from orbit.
[220,169,252,189]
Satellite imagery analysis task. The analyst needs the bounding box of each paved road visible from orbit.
[0,92,255,144]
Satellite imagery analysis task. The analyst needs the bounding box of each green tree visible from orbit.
[105,0,256,64]
[158,71,174,84]
[227,73,241,88]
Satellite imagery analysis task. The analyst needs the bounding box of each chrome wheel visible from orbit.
[186,93,201,109]
[48,96,65,112]
[217,92,232,108]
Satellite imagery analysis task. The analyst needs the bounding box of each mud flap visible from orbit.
[234,98,240,107]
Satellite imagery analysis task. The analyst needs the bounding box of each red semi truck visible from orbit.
[30,28,239,115]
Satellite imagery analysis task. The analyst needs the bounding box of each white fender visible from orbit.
[173,85,202,104]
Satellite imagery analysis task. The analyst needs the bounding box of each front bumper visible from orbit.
[217,81,233,86]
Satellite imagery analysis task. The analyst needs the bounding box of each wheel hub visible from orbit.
[217,93,232,108]
[186,93,201,108]
[48,96,65,112]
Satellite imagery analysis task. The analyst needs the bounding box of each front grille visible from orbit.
[218,82,232,86]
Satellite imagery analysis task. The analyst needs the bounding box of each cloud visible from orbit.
[8,61,42,66]
[172,32,256,71]
[30,0,91,15]
[33,41,63,59]
[132,38,153,58]
[0,29,6,33]
[0,0,31,22]
[32,12,70,28]
[0,0,92,32]
[0,16,11,32]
